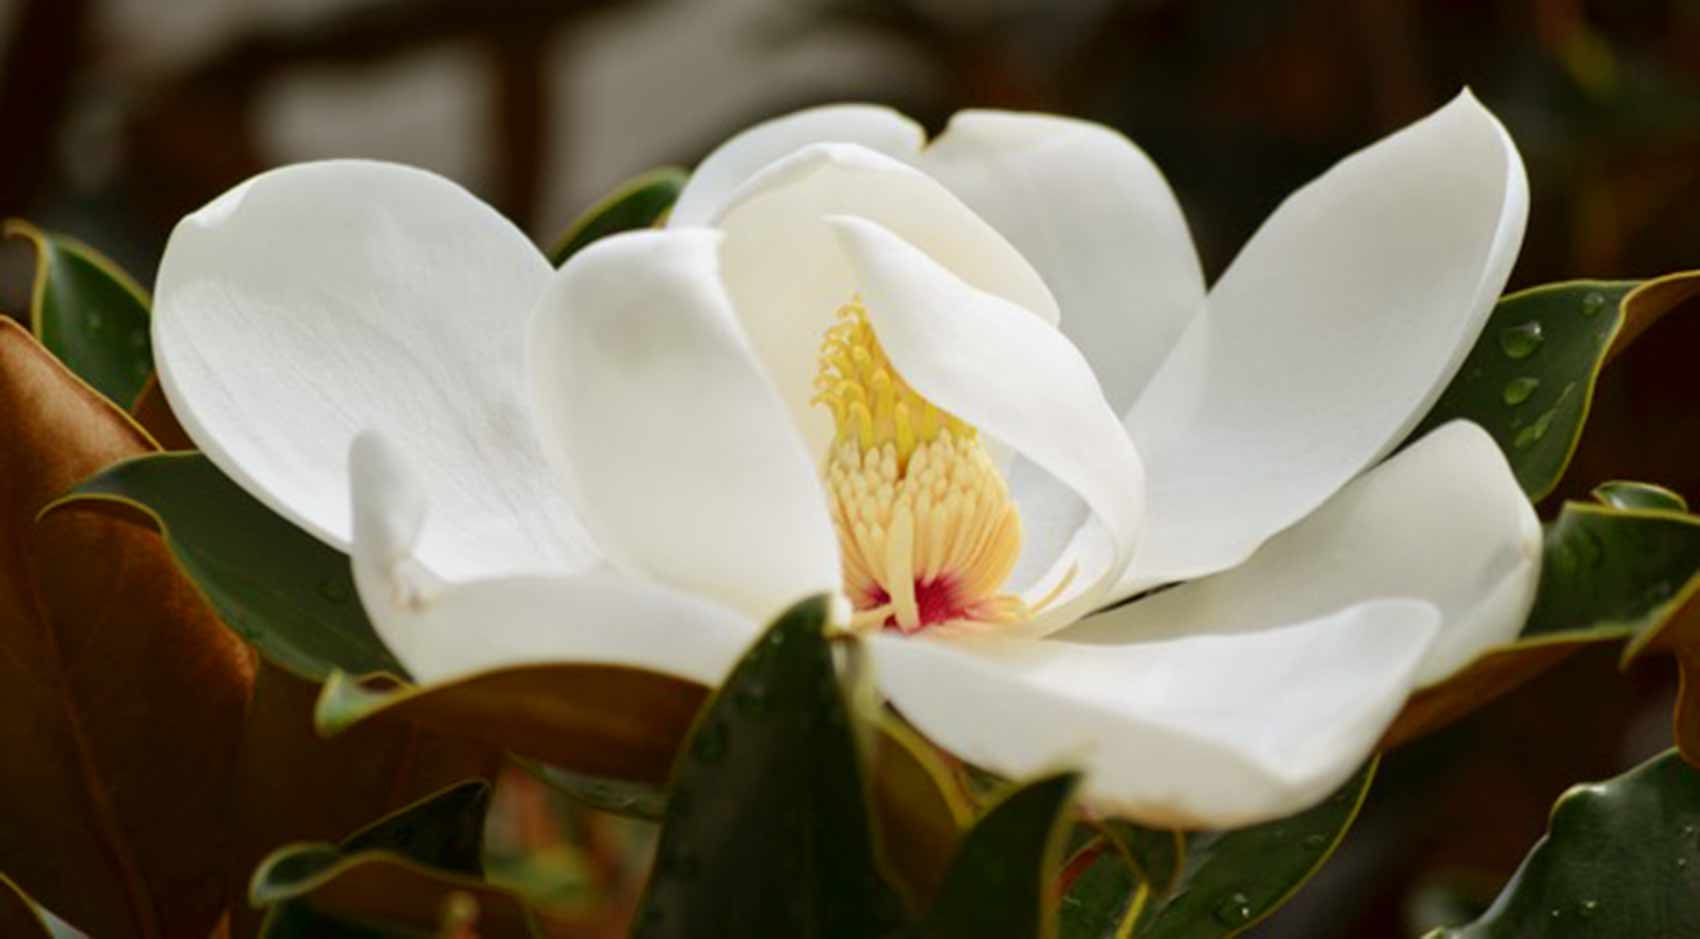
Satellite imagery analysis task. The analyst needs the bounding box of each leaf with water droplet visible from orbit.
[1118,761,1375,938]
[1403,276,1700,500]
[1499,320,1545,359]
[6,219,155,406]
[923,773,1077,938]
[1593,481,1689,514]
[634,596,905,938]
[1502,376,1540,405]
[1430,750,1700,938]
[1581,290,1608,317]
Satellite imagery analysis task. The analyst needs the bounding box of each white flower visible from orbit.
[152,90,1539,827]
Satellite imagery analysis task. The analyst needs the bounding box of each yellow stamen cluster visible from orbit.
[813,299,1033,634]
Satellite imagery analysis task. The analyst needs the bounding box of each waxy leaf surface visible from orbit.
[546,167,687,265]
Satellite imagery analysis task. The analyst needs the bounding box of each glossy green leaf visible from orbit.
[1385,497,1700,747]
[1591,480,1688,513]
[1407,275,1700,500]
[253,779,552,939]
[7,219,154,407]
[633,594,907,938]
[1057,842,1141,939]
[546,167,687,266]
[1129,760,1376,938]
[51,452,403,681]
[1428,750,1700,937]
[920,772,1078,939]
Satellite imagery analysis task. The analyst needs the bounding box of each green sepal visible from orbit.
[49,452,403,681]
[632,594,907,938]
[546,167,687,266]
[6,219,153,407]
[1428,750,1700,937]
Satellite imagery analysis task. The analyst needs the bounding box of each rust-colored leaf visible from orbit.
[0,318,255,939]
[1380,638,1594,749]
[317,664,707,785]
[1621,580,1700,771]
[130,373,194,451]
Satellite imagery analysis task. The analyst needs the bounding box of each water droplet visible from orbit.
[1581,291,1608,317]
[1550,907,1563,920]
[1678,856,1690,869]
[1683,824,1696,838]
[768,629,787,648]
[1499,321,1544,359]
[1269,826,1286,840]
[1302,833,1328,850]
[317,576,352,603]
[1213,893,1253,926]
[86,312,105,332]
[691,721,728,763]
[1513,408,1559,449]
[1502,377,1540,405]
[1467,366,1484,380]
[128,329,148,349]
[1579,899,1600,918]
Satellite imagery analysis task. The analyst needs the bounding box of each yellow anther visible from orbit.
[815,296,1063,634]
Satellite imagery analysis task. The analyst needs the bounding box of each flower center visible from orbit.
[813,298,1047,634]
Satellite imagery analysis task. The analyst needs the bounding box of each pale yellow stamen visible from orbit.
[813,298,1049,634]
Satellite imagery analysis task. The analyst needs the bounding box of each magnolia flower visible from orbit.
[153,90,1538,826]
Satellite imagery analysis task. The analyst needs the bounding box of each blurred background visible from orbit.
[1,0,1696,936]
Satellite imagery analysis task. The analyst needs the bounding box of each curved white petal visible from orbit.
[1067,421,1541,686]
[527,228,840,622]
[917,110,1206,413]
[669,104,925,228]
[1122,90,1529,593]
[153,159,595,581]
[873,598,1440,827]
[349,431,751,685]
[830,215,1144,631]
[713,142,1060,460]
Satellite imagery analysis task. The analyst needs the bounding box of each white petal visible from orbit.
[917,110,1205,413]
[873,599,1440,828]
[153,160,595,581]
[1067,421,1541,687]
[830,215,1144,631]
[527,228,840,622]
[712,142,1060,460]
[669,104,924,228]
[1123,90,1529,592]
[350,431,751,685]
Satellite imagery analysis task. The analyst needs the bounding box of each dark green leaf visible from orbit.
[7,220,154,407]
[1132,760,1376,938]
[1428,750,1700,938]
[252,780,549,939]
[53,452,404,680]
[633,594,906,939]
[920,772,1078,939]
[546,167,687,266]
[1592,480,1688,513]
[1057,843,1139,939]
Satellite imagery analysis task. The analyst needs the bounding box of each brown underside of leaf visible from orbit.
[1622,584,1700,771]
[130,373,195,451]
[0,319,255,939]
[229,660,502,939]
[1380,639,1589,750]
[869,718,970,915]
[329,665,707,784]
